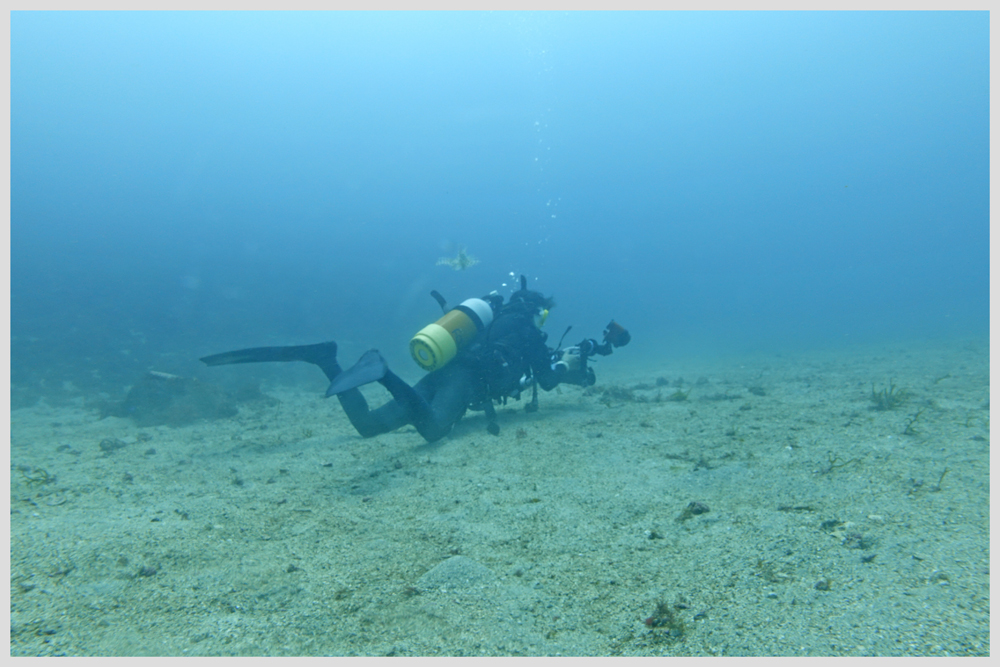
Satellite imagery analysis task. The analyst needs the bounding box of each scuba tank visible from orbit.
[410,297,495,371]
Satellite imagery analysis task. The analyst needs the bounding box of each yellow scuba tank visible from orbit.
[410,298,495,371]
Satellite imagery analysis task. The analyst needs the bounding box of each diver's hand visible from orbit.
[552,347,582,374]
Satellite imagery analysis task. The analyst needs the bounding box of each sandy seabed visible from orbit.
[9,337,989,656]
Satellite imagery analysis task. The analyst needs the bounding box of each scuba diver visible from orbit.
[200,276,630,443]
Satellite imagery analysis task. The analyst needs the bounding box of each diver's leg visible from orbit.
[322,349,420,438]
[379,364,479,442]
[378,371,449,442]
[201,342,403,438]
[325,350,478,442]
[426,365,484,436]
[334,387,409,438]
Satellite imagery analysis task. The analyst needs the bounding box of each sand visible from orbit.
[9,336,989,656]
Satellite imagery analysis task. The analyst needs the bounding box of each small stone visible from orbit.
[677,501,710,522]
[841,532,872,550]
[415,556,495,592]
[100,438,128,455]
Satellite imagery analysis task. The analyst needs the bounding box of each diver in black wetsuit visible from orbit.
[200,276,630,443]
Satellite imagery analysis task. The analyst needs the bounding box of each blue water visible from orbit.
[11,11,989,400]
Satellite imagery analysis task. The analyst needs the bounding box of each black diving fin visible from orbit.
[200,341,341,382]
[324,349,388,396]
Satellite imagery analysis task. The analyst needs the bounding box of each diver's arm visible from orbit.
[522,328,563,391]
[531,343,563,391]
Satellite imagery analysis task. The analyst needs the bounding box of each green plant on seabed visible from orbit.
[870,380,910,411]
[667,388,691,402]
[818,451,862,475]
[20,466,56,485]
[902,408,923,436]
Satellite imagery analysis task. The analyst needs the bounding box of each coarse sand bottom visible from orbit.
[10,336,989,656]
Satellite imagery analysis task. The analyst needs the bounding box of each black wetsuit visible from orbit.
[201,301,566,443]
[335,301,562,442]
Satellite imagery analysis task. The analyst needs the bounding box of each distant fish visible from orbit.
[436,245,480,271]
[147,370,183,380]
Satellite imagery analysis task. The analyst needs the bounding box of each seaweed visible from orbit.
[19,466,56,485]
[592,385,636,406]
[930,467,949,492]
[644,601,686,640]
[666,388,691,402]
[902,408,923,436]
[817,451,862,475]
[701,392,742,402]
[870,380,910,411]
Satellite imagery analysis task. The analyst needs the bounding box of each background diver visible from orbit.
[200,276,630,443]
